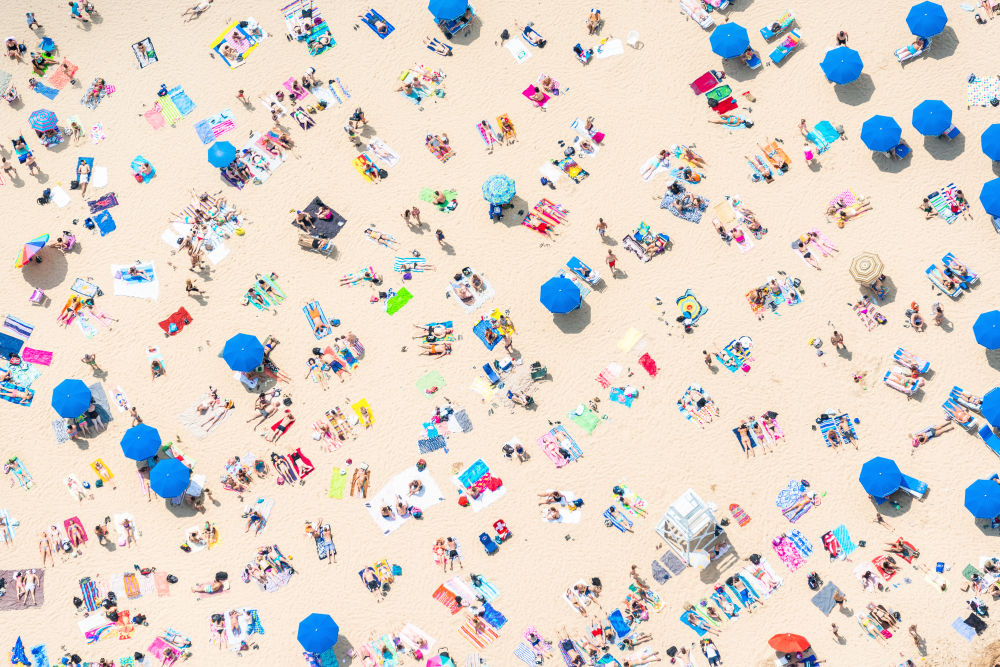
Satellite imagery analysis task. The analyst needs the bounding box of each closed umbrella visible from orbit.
[768,633,810,653]
[859,456,902,498]
[51,379,91,418]
[14,234,49,268]
[427,0,468,20]
[481,174,516,205]
[981,124,1000,161]
[819,46,863,84]
[982,388,1000,428]
[965,479,1000,519]
[297,614,339,653]
[207,141,237,168]
[906,1,947,37]
[27,109,58,133]
[861,115,902,152]
[974,311,1000,350]
[709,23,750,59]
[222,333,265,372]
[539,276,582,314]
[149,459,191,498]
[120,424,162,461]
[849,252,883,284]
[911,100,952,136]
[981,178,1000,217]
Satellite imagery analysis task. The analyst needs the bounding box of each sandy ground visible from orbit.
[1,0,1000,665]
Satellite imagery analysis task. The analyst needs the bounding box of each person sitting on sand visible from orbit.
[910,420,955,446]
[918,198,937,219]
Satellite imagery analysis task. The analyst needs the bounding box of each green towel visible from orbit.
[962,564,982,581]
[569,407,601,434]
[157,95,182,126]
[419,187,457,207]
[416,370,446,395]
[328,468,348,499]
[386,287,412,316]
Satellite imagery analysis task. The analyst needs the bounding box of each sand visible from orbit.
[1,1,999,665]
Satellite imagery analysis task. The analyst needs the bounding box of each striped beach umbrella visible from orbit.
[15,234,49,268]
[849,252,884,284]
[27,109,58,132]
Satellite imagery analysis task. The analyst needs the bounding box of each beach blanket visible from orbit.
[32,81,59,100]
[88,192,118,213]
[211,19,267,68]
[177,394,228,439]
[568,406,601,434]
[385,287,412,315]
[368,138,400,168]
[365,465,444,534]
[132,38,157,68]
[47,59,78,89]
[660,189,708,222]
[810,582,843,616]
[0,569,44,610]
[831,524,857,555]
[2,315,33,339]
[504,37,532,63]
[111,263,159,300]
[772,535,806,572]
[968,75,1000,108]
[193,108,235,144]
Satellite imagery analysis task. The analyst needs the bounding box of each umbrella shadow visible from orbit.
[834,73,875,106]
[928,26,958,59]
[922,133,964,161]
[552,301,591,334]
[993,162,1000,178]
[21,247,68,290]
[720,59,762,83]
[985,349,1000,372]
[871,151,911,173]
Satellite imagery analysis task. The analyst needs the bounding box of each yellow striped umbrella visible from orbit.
[849,251,883,284]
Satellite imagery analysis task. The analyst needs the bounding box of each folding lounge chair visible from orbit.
[607,609,632,641]
[482,363,501,385]
[926,265,962,299]
[898,473,928,500]
[760,11,794,39]
[744,49,762,69]
[680,0,715,30]
[896,37,930,63]
[942,125,961,140]
[566,256,601,285]
[980,426,1000,458]
[889,142,911,159]
[943,398,977,429]
[479,532,498,554]
[942,253,979,287]
[768,29,801,63]
[893,348,929,374]
[883,371,916,396]
[951,386,982,413]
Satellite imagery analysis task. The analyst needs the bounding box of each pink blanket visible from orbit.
[144,105,166,129]
[772,536,805,572]
[21,348,52,365]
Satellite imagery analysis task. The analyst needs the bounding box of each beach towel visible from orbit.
[810,582,843,616]
[32,81,59,99]
[368,137,399,168]
[729,503,751,526]
[362,9,395,38]
[568,406,601,434]
[385,287,412,315]
[504,38,532,63]
[2,315,33,340]
[789,529,814,558]
[303,301,331,339]
[772,535,806,572]
[88,192,118,213]
[48,59,78,89]
[638,353,658,377]
[968,75,1000,108]
[651,560,671,584]
[952,617,977,641]
[169,87,194,118]
[661,550,688,575]
[132,38,157,68]
[28,644,47,667]
[514,642,537,666]
[94,210,116,236]
[831,524,856,555]
[660,189,708,222]
[193,108,235,144]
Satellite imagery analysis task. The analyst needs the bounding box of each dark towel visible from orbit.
[304,196,347,239]
[418,436,447,453]
[965,613,988,634]
[810,582,842,616]
[661,550,688,575]
[651,560,671,584]
[0,569,44,610]
[87,191,118,213]
[454,409,473,432]
[88,382,113,424]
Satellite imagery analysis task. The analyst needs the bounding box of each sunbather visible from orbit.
[682,609,720,636]
[527,86,547,104]
[424,36,453,55]
[944,401,972,424]
[419,343,452,357]
[266,410,295,442]
[887,371,925,391]
[360,566,381,600]
[545,506,561,521]
[750,419,774,452]
[918,198,937,219]
[910,420,954,446]
[127,265,152,281]
[838,416,859,448]
[182,0,213,20]
[955,390,983,408]
[556,628,587,665]
[0,384,33,401]
[795,241,821,270]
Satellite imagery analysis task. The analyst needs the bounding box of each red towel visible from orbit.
[822,532,840,559]
[714,97,738,114]
[638,353,657,377]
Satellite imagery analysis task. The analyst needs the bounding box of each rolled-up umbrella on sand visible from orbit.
[849,251,883,284]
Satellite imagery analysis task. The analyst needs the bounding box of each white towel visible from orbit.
[504,38,532,64]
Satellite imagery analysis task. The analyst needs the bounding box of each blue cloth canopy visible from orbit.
[980,178,1000,218]
[911,99,952,136]
[28,109,58,132]
[975,311,1000,351]
[482,174,516,205]
[51,379,91,418]
[207,141,237,168]
[981,124,1000,161]
[428,0,468,20]
[709,23,750,59]
[819,47,863,84]
[982,388,1000,428]
[222,333,265,372]
[859,456,902,498]
[120,424,162,460]
[539,276,582,314]
[906,1,947,37]
[149,459,191,498]
[965,479,1000,519]
[860,115,902,152]
[297,613,340,653]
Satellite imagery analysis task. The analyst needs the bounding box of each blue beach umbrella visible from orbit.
[820,47,863,84]
[982,388,1000,428]
[482,174,516,205]
[297,614,339,653]
[965,479,1000,519]
[906,1,947,37]
[981,124,1000,161]
[911,100,952,136]
[980,178,1000,217]
[149,459,191,498]
[428,0,468,21]
[51,379,91,418]
[539,276,582,314]
[222,333,265,372]
[709,23,750,59]
[120,424,162,461]
[860,115,902,152]
[975,311,1000,350]
[27,109,58,133]
[859,456,902,498]
[207,141,237,168]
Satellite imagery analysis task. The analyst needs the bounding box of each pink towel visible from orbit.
[772,536,805,572]
[144,105,166,129]
[21,348,52,365]
[522,85,549,107]
[153,571,170,596]
[47,59,78,89]
[104,84,116,94]
[283,77,308,100]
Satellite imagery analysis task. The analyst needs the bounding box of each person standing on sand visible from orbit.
[830,331,845,350]
[606,249,618,276]
[596,218,607,238]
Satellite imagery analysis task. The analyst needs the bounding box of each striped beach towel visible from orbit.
[123,573,141,599]
[80,579,100,611]
[514,643,536,667]
[471,575,499,602]
[432,584,461,614]
[789,528,814,557]
[3,315,33,339]
[928,186,957,222]
[393,256,427,273]
[831,524,856,555]
[459,615,499,649]
[157,95,183,126]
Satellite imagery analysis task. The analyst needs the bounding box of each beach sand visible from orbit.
[1,1,999,665]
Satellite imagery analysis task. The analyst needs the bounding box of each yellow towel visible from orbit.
[617,327,643,352]
[91,458,114,482]
[353,399,373,426]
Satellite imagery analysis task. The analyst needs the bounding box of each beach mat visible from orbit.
[0,569,43,609]
[661,550,688,576]
[328,469,347,499]
[810,582,842,616]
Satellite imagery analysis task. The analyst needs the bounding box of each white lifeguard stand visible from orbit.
[655,488,728,566]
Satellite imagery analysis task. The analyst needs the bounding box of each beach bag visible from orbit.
[166,574,178,583]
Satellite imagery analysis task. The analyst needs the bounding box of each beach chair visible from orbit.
[883,371,917,396]
[943,398,977,429]
[889,142,911,159]
[769,31,801,64]
[744,49,762,69]
[680,0,715,29]
[951,386,982,413]
[478,531,497,553]
[494,519,511,542]
[530,361,548,381]
[942,253,979,287]
[926,264,962,299]
[439,4,476,39]
[980,426,1000,459]
[898,474,928,500]
[896,37,930,63]
[942,124,961,140]
[482,363,501,385]
[567,256,601,285]
[760,11,794,39]
[893,348,929,374]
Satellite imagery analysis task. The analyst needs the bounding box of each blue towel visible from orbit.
[362,10,395,39]
[473,320,501,350]
[482,602,507,629]
[513,642,536,667]
[193,119,214,144]
[830,524,856,555]
[94,210,116,236]
[169,86,196,116]
[247,609,265,635]
[810,582,841,616]
[0,333,25,357]
[952,617,976,641]
[11,638,29,666]
[457,459,489,487]
[29,644,49,667]
[417,435,447,453]
[789,529,814,557]
[609,387,634,407]
[776,479,804,509]
[32,82,59,99]
[679,610,708,636]
[608,609,631,638]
